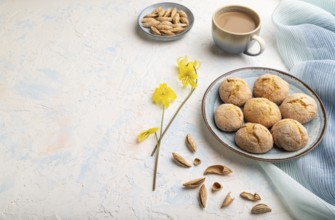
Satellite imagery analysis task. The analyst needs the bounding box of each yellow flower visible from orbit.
[138,127,159,142]
[177,56,200,88]
[152,83,177,108]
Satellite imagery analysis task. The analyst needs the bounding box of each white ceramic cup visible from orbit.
[212,5,265,56]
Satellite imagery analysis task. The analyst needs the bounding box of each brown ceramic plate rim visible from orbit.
[202,67,327,162]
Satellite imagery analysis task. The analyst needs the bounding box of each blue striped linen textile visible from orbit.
[259,0,335,219]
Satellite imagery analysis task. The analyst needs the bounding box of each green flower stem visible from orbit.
[150,87,196,157]
[154,132,159,143]
[153,106,165,191]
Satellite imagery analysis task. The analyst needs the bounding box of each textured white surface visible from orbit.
[0,0,292,219]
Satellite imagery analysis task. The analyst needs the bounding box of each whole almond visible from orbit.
[164,8,172,17]
[172,13,180,24]
[160,29,175,36]
[171,8,177,18]
[141,18,157,23]
[156,17,173,22]
[178,10,188,18]
[144,13,158,18]
[160,21,173,26]
[180,17,189,25]
[173,23,187,28]
[156,24,173,30]
[151,6,163,14]
[158,9,165,17]
[142,20,160,28]
[150,26,161,35]
[171,27,185,34]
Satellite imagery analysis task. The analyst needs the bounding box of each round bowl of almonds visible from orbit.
[137,2,194,41]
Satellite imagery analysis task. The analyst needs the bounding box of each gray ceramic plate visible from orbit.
[202,67,327,162]
[137,2,194,41]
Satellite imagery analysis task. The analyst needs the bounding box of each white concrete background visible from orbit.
[0,0,292,219]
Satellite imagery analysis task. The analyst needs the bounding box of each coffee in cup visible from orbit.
[212,5,265,56]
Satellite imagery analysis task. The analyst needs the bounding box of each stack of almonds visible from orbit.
[141,6,189,36]
[171,134,272,215]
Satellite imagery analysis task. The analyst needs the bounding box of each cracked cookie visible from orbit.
[219,77,252,106]
[235,123,273,154]
[253,73,289,104]
[214,104,244,132]
[271,119,308,151]
[280,93,317,124]
[243,98,282,128]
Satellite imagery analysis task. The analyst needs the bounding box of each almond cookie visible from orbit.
[214,104,244,132]
[271,119,308,151]
[219,77,252,106]
[253,73,289,104]
[280,93,317,124]
[235,123,273,154]
[243,98,282,128]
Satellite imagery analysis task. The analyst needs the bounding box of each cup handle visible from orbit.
[244,35,266,56]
